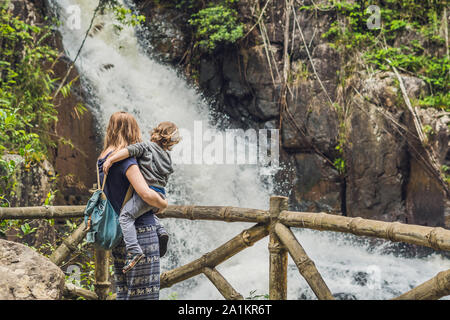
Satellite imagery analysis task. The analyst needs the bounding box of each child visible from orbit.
[103,121,180,273]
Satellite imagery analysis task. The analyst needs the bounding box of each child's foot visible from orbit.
[122,253,145,273]
[158,233,169,257]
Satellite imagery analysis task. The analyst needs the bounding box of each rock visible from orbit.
[0,155,59,246]
[0,239,65,299]
[345,72,447,226]
[136,4,189,64]
[416,108,450,164]
[333,292,357,300]
[352,271,369,286]
[0,155,55,208]
[281,79,339,155]
[345,88,408,221]
[289,153,342,214]
[46,31,97,206]
[405,156,445,227]
[8,0,97,207]
[129,0,448,227]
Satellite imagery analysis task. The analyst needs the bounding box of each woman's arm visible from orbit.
[103,148,130,174]
[125,164,168,211]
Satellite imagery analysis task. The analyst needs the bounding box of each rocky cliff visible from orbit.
[5,0,97,206]
[131,0,449,227]
[5,0,448,227]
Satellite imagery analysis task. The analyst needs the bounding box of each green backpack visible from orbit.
[84,165,132,250]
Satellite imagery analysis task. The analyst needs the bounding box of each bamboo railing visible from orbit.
[1,196,450,300]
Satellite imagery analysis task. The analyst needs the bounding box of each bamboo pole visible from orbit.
[268,196,288,300]
[279,211,450,251]
[160,223,269,289]
[392,269,450,300]
[64,283,98,300]
[275,222,334,300]
[0,206,85,219]
[49,221,87,266]
[94,249,110,300]
[158,205,270,223]
[202,267,244,300]
[0,205,269,223]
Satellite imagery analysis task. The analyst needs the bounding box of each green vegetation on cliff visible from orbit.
[310,0,449,110]
[0,2,61,202]
[152,0,244,52]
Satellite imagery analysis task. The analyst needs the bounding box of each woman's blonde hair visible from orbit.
[101,111,143,156]
[151,121,181,151]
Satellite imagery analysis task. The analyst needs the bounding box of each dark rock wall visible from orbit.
[132,0,449,227]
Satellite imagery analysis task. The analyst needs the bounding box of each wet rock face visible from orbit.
[345,95,409,222]
[131,0,448,225]
[405,108,449,227]
[47,32,98,205]
[291,153,342,214]
[0,239,65,300]
[134,1,189,64]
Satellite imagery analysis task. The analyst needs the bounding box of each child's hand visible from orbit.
[103,159,112,174]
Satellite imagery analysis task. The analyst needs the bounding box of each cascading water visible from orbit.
[49,0,449,299]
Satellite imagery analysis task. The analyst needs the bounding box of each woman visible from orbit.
[97,111,167,300]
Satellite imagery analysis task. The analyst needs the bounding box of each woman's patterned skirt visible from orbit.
[112,225,160,300]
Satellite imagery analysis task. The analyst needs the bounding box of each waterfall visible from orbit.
[49,0,450,300]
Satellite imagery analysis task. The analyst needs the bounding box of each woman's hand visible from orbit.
[125,165,168,210]
[103,159,112,174]
[154,198,168,215]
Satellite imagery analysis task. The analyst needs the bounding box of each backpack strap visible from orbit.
[96,164,107,191]
[96,159,133,209]
[121,185,134,211]
[86,164,108,231]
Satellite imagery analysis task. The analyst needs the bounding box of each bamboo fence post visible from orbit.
[392,269,450,300]
[202,267,244,300]
[268,196,289,300]
[157,205,270,224]
[94,249,110,300]
[274,222,334,300]
[49,221,87,266]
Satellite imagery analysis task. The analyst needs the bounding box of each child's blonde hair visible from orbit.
[150,121,181,151]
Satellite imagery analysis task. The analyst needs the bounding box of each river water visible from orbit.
[49,0,450,299]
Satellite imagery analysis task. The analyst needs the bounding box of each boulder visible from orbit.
[0,239,65,300]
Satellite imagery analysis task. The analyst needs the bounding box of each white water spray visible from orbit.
[50,0,450,299]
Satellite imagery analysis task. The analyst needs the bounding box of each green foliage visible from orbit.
[310,0,449,111]
[150,0,244,53]
[189,1,244,52]
[112,6,146,32]
[20,222,37,237]
[164,291,179,300]
[245,289,269,300]
[0,0,61,201]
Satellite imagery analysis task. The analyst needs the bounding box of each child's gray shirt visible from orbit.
[126,141,173,188]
